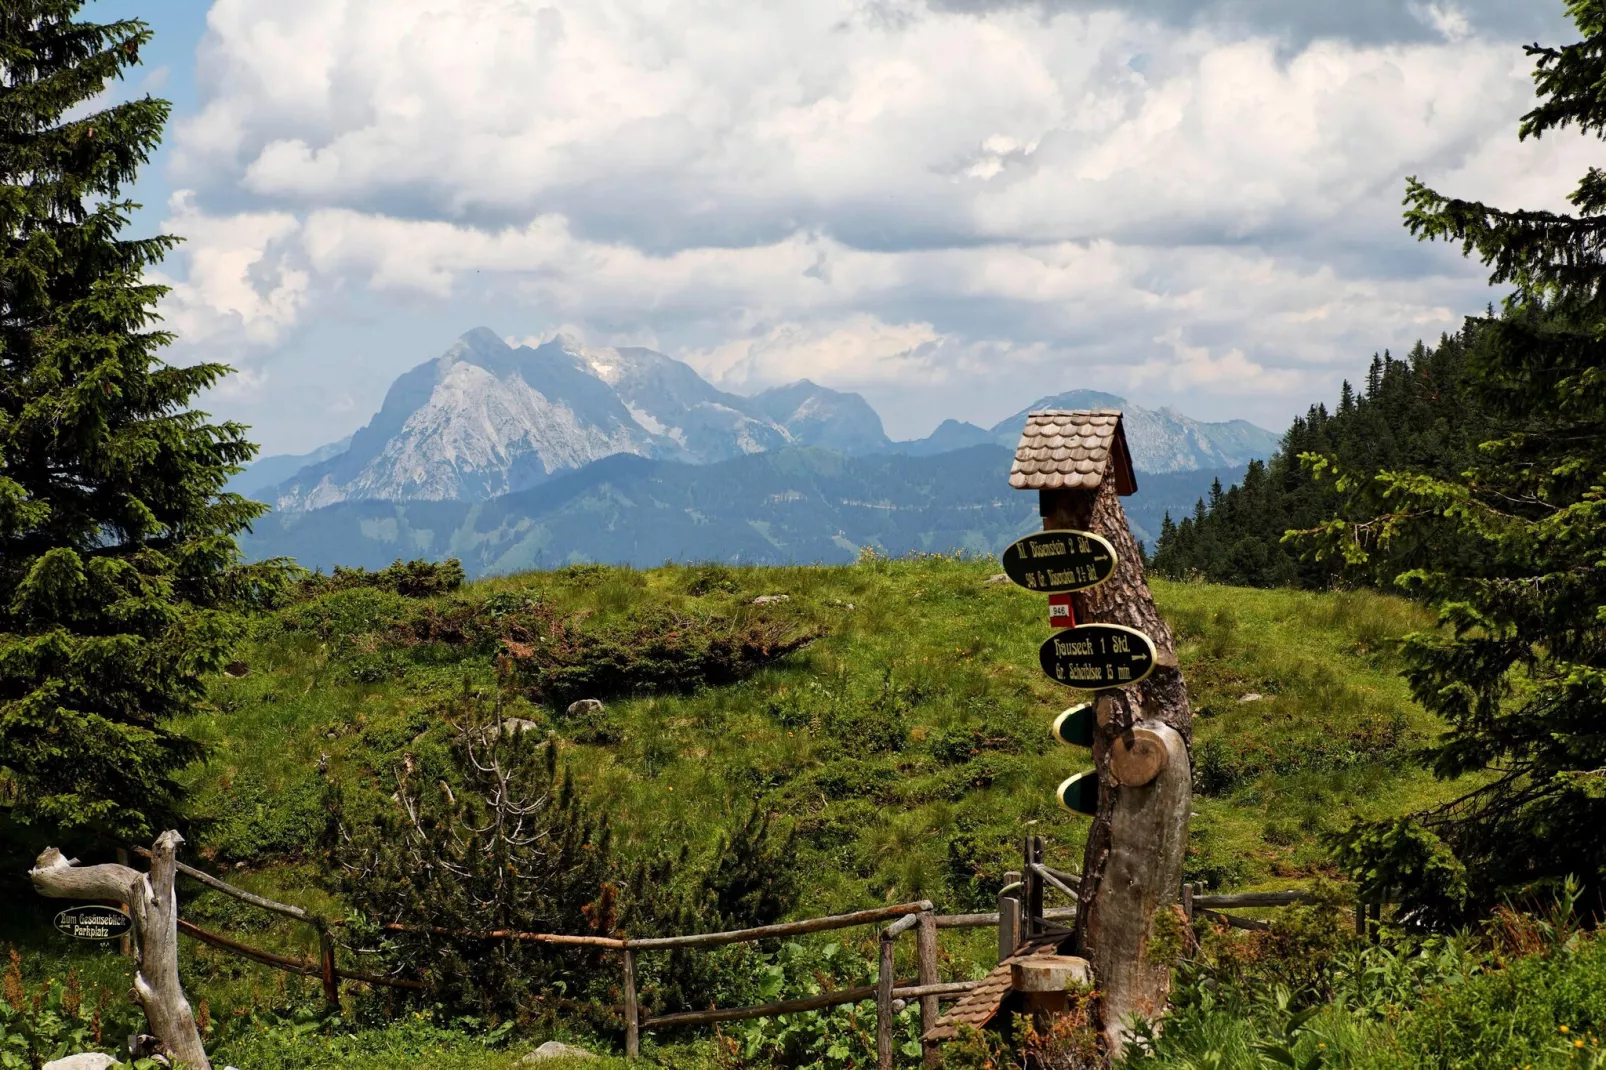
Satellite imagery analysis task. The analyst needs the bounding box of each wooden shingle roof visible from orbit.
[1008,409,1137,495]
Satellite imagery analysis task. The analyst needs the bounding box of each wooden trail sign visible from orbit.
[1001,530,1117,593]
[1051,704,1095,747]
[1056,771,1098,816]
[1007,408,1193,1057]
[1039,624,1157,689]
[54,904,133,941]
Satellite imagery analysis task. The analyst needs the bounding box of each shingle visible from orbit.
[1007,410,1130,492]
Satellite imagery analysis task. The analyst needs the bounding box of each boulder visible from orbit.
[43,1055,120,1070]
[566,699,606,718]
[985,573,1010,585]
[752,594,790,605]
[1237,693,1264,704]
[521,1040,598,1062]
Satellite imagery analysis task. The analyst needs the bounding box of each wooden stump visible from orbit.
[29,832,211,1070]
[1041,477,1193,1056]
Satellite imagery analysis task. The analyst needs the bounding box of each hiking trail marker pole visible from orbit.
[1004,409,1193,1056]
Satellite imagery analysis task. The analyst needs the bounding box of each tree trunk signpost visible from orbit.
[1004,409,1193,1055]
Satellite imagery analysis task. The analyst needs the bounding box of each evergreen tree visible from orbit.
[0,3,291,843]
[1149,329,1484,591]
[1322,0,1606,914]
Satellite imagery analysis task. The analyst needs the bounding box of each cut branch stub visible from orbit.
[1109,727,1170,787]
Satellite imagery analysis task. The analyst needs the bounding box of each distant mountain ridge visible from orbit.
[243,327,1279,514]
[240,444,1247,576]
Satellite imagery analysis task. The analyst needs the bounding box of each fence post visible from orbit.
[1181,882,1194,924]
[877,929,895,1070]
[115,847,133,959]
[998,894,1021,964]
[318,924,339,1009]
[916,910,939,1067]
[623,948,640,1059]
[1354,900,1366,939]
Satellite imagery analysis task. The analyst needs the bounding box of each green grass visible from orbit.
[7,558,1483,1066]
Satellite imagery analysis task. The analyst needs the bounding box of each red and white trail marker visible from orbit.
[1048,593,1076,629]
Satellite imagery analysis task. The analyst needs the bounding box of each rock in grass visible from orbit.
[1237,693,1264,703]
[521,1041,598,1062]
[752,594,790,605]
[566,699,605,718]
[43,1055,120,1070]
[985,573,1010,585]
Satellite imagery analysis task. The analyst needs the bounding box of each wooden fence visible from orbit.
[132,844,1337,1065]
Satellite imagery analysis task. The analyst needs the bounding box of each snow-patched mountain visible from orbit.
[266,329,831,510]
[985,390,1280,472]
[255,328,1282,513]
[574,345,789,460]
[752,380,891,454]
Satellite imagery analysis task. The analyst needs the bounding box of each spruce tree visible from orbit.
[0,3,290,843]
[1319,0,1606,913]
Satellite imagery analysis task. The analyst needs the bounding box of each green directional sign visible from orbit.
[1051,703,1095,747]
[1001,529,1118,594]
[1039,623,1157,689]
[1056,771,1098,815]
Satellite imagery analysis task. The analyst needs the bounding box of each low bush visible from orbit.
[294,558,467,601]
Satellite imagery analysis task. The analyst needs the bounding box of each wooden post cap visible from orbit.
[1109,727,1170,787]
[1010,956,1092,992]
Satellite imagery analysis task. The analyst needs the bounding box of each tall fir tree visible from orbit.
[0,2,291,844]
[1320,0,1606,914]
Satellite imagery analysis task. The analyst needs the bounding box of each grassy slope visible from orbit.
[179,560,1462,901]
[7,559,1475,1066]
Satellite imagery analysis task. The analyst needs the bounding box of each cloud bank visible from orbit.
[156,0,1588,442]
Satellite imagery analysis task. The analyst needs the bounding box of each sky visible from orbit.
[93,0,1584,453]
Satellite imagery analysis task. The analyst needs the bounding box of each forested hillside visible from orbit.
[1150,328,1485,588]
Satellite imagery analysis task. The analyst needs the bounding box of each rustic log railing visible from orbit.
[115,841,1333,1062]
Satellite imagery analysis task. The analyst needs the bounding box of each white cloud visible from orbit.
[153,191,309,360]
[161,0,1592,437]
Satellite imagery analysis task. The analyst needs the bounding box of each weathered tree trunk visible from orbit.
[1042,479,1193,1056]
[30,831,211,1070]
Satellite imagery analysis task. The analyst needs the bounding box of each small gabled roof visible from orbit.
[1008,409,1137,495]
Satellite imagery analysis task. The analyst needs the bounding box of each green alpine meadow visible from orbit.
[3,0,1606,1068]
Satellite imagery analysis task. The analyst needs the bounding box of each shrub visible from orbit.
[295,558,466,601]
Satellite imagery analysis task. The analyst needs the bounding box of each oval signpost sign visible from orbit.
[1056,771,1099,815]
[54,905,132,941]
[1002,529,1118,594]
[1039,623,1157,689]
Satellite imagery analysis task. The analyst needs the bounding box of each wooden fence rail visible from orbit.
[140,842,1341,1062]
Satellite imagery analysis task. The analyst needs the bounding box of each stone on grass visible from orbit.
[43,1055,120,1070]
[521,1040,598,1062]
[985,573,1010,585]
[566,699,605,718]
[752,594,790,605]
[1237,693,1264,704]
